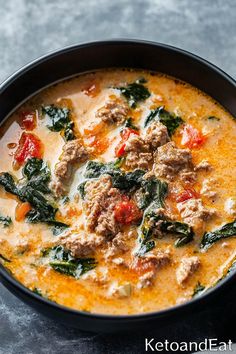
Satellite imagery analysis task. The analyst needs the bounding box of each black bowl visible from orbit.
[0,40,236,332]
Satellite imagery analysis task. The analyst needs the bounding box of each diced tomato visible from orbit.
[114,198,142,224]
[115,128,139,157]
[115,142,126,157]
[14,132,43,166]
[176,188,200,203]
[19,111,37,131]
[120,127,139,140]
[181,124,206,149]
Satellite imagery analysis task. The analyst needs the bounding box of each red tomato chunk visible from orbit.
[114,198,142,224]
[14,132,43,165]
[115,128,139,157]
[181,124,206,149]
[176,188,200,203]
[19,111,37,131]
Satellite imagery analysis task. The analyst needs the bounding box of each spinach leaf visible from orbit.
[84,160,110,179]
[136,240,155,256]
[139,178,168,212]
[45,245,97,278]
[42,105,75,141]
[124,117,139,130]
[0,215,12,227]
[137,213,193,255]
[18,186,56,221]
[78,181,87,199]
[0,164,68,230]
[144,106,183,135]
[160,220,194,247]
[0,173,18,196]
[117,82,150,108]
[112,169,145,190]
[23,158,45,179]
[192,282,206,298]
[136,180,168,255]
[200,220,236,250]
[23,158,51,194]
[52,223,69,236]
[113,157,125,169]
[84,160,145,191]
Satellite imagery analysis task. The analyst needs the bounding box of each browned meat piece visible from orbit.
[200,178,218,200]
[176,256,200,285]
[123,122,169,170]
[105,232,129,259]
[96,101,128,125]
[51,139,88,197]
[144,121,170,149]
[84,175,122,237]
[154,142,196,182]
[124,135,153,170]
[194,160,212,171]
[177,198,215,230]
[60,232,104,257]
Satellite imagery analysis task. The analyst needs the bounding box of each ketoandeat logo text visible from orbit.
[145,338,233,352]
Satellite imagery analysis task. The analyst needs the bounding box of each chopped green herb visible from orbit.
[117,82,150,108]
[42,105,75,141]
[144,106,183,135]
[200,219,236,250]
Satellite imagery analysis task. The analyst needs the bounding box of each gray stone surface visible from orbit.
[0,0,236,353]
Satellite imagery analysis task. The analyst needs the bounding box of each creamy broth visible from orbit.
[0,69,235,315]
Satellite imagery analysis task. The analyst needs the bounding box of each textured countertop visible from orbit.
[0,1,236,353]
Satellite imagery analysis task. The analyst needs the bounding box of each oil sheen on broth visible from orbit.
[0,69,235,315]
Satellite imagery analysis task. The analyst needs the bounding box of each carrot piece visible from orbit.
[15,202,31,222]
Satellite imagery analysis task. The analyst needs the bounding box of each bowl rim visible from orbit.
[0,38,236,322]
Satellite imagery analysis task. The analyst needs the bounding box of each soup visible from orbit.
[0,69,235,315]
